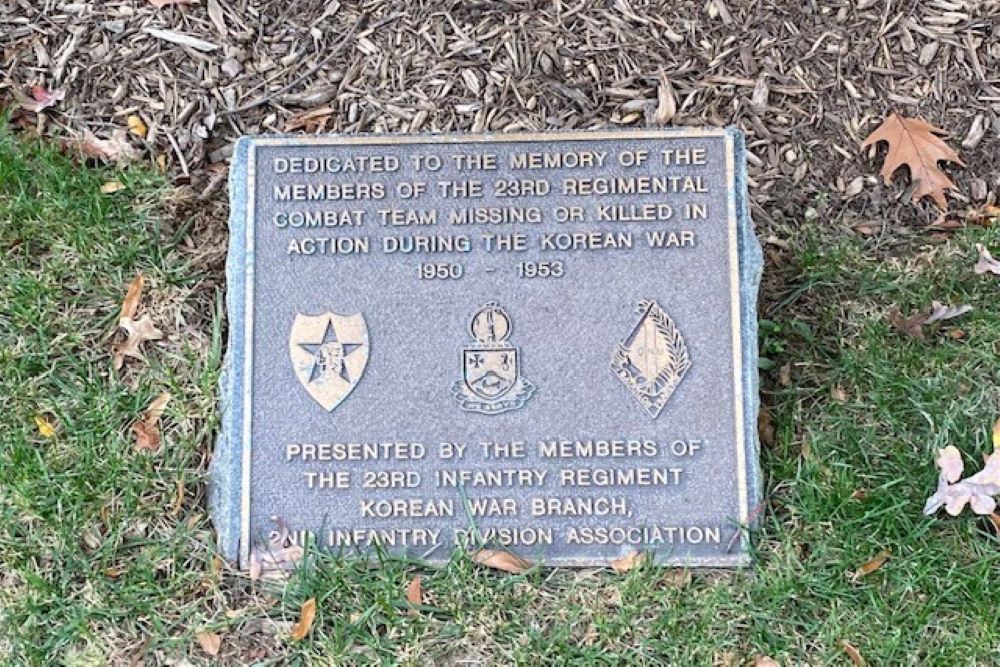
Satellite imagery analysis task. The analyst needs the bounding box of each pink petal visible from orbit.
[936,446,964,483]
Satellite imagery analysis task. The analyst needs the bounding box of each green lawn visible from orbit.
[2,130,999,665]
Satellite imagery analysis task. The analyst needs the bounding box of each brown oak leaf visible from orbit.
[851,549,890,581]
[471,548,532,574]
[113,273,163,369]
[405,576,423,613]
[609,550,647,573]
[68,129,140,164]
[289,598,316,641]
[195,631,222,657]
[133,392,171,453]
[861,113,964,209]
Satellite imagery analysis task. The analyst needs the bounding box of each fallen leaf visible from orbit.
[889,307,927,340]
[852,549,890,580]
[196,631,222,657]
[405,576,423,610]
[758,408,776,447]
[101,180,126,194]
[609,550,646,573]
[133,392,171,453]
[993,419,1000,450]
[15,85,66,113]
[861,112,964,210]
[120,273,144,321]
[974,244,1000,276]
[831,385,848,402]
[289,598,316,641]
[472,549,532,574]
[851,489,868,501]
[923,301,973,325]
[284,106,335,133]
[34,415,56,438]
[113,315,163,369]
[69,129,139,163]
[754,657,781,667]
[148,0,196,6]
[840,639,865,666]
[249,516,304,580]
[778,363,792,387]
[127,115,148,139]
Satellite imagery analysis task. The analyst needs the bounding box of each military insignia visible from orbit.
[452,303,535,414]
[611,300,691,418]
[289,311,369,411]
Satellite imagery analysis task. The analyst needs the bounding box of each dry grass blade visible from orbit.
[472,549,532,574]
[840,640,865,666]
[861,113,964,209]
[195,631,222,656]
[289,598,317,641]
[852,549,890,581]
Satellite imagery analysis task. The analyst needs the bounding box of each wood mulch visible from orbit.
[1,0,998,266]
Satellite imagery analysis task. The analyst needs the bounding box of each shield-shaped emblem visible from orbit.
[289,312,369,411]
[463,348,518,400]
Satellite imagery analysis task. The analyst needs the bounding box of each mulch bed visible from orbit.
[1,0,998,277]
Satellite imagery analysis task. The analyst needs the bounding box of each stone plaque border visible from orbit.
[211,128,763,568]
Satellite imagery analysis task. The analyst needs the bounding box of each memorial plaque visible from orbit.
[211,128,763,567]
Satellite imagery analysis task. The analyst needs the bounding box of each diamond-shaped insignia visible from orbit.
[611,300,691,418]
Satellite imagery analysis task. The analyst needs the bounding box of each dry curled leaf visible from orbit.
[289,598,316,641]
[101,180,126,194]
[196,631,222,657]
[284,106,335,133]
[840,639,865,666]
[852,549,890,581]
[34,415,56,438]
[988,513,1000,537]
[609,550,646,573]
[113,273,163,369]
[993,419,1000,451]
[861,112,964,210]
[69,129,140,164]
[974,244,1000,276]
[249,516,304,580]
[15,85,65,113]
[127,115,148,139]
[831,385,848,402]
[405,576,423,610]
[889,307,927,340]
[472,548,532,574]
[754,657,781,667]
[923,301,973,326]
[133,392,170,453]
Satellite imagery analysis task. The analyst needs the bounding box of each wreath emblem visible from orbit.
[611,300,691,418]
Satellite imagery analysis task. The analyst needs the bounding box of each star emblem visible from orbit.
[289,311,369,412]
[298,320,364,384]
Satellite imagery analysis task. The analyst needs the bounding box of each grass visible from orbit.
[1,128,999,664]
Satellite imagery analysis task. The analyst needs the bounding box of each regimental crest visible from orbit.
[289,312,369,411]
[611,300,691,418]
[452,303,535,414]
